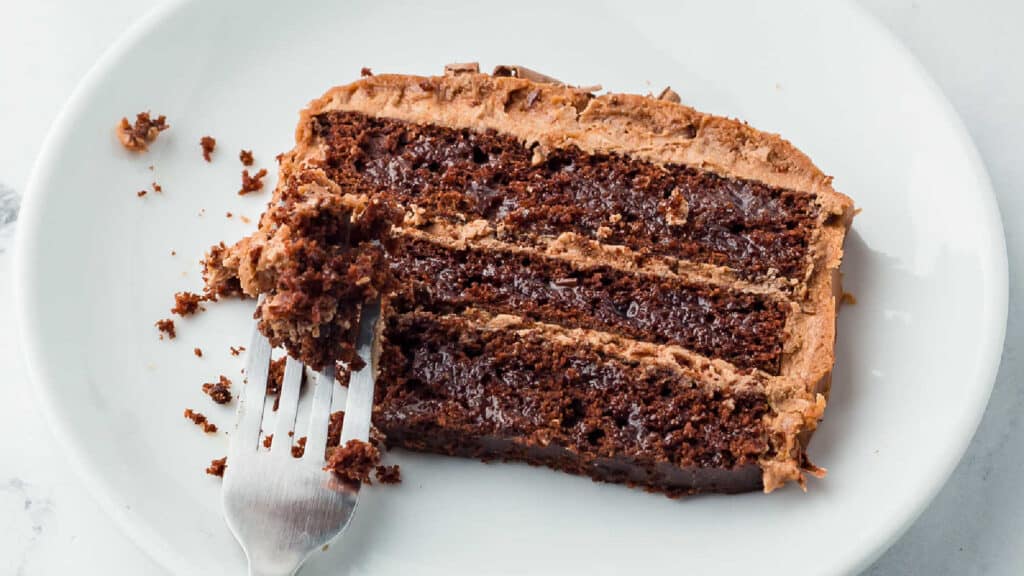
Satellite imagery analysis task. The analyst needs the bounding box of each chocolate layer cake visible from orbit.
[205,65,854,495]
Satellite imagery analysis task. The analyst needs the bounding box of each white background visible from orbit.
[0,1,1020,574]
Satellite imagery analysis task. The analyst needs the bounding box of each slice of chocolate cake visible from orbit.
[205,66,854,495]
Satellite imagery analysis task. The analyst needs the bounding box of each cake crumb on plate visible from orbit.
[206,457,227,477]
[116,112,168,151]
[184,408,217,433]
[238,168,268,195]
[200,136,216,161]
[171,291,206,316]
[325,439,381,484]
[201,375,233,404]
[155,318,176,339]
[375,465,402,484]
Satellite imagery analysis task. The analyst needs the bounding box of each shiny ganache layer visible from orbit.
[313,111,819,282]
[390,237,788,374]
[374,310,771,495]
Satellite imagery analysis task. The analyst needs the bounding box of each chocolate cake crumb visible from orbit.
[291,436,307,458]
[204,185,400,370]
[171,291,205,316]
[266,357,286,396]
[238,168,268,195]
[326,410,345,448]
[201,242,243,298]
[263,434,273,449]
[184,408,217,433]
[841,292,857,306]
[152,182,163,194]
[239,149,254,166]
[137,190,147,197]
[374,465,402,484]
[325,439,381,484]
[226,212,233,218]
[335,363,351,389]
[155,318,176,339]
[171,250,176,256]
[116,112,169,151]
[206,457,227,477]
[360,67,373,77]
[369,425,387,451]
[201,375,233,404]
[267,356,289,411]
[193,347,203,357]
[200,136,217,162]
[230,345,245,356]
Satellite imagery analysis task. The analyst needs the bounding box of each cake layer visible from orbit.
[390,236,789,373]
[312,111,820,281]
[374,309,775,495]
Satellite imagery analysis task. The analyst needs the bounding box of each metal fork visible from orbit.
[223,300,381,576]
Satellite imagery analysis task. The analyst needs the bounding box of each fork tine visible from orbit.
[303,364,335,463]
[230,323,272,458]
[340,300,380,445]
[270,356,305,457]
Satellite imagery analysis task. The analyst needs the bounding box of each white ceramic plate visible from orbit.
[15,0,1007,574]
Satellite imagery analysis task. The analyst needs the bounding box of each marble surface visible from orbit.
[0,1,1020,573]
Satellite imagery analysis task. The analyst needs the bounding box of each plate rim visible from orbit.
[13,0,1009,574]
